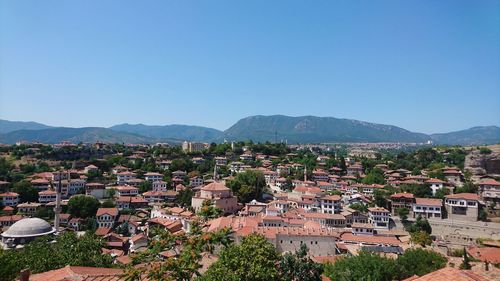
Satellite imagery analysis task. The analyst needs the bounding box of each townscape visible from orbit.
[0,140,499,280]
[2,0,499,280]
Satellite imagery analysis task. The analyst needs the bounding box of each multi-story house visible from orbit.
[192,157,204,164]
[143,190,178,203]
[347,163,363,176]
[96,208,119,228]
[144,172,163,182]
[189,177,204,188]
[479,179,500,206]
[112,185,139,197]
[31,178,50,190]
[263,171,278,186]
[230,161,244,174]
[38,190,57,204]
[413,198,442,219]
[426,178,446,196]
[239,152,254,161]
[0,192,19,207]
[445,193,480,221]
[116,171,137,185]
[390,193,414,215]
[312,170,329,182]
[351,223,374,235]
[159,160,172,170]
[443,168,463,186]
[152,180,168,192]
[182,141,208,153]
[17,203,41,215]
[368,207,390,229]
[84,165,98,174]
[86,183,106,199]
[68,179,86,196]
[116,196,149,210]
[215,157,227,166]
[275,178,288,191]
[320,195,342,214]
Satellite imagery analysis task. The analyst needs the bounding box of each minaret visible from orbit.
[53,171,62,234]
[213,164,218,182]
[304,166,307,182]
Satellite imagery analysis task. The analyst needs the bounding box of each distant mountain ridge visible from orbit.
[430,126,500,146]
[0,127,163,144]
[110,123,223,142]
[224,115,431,143]
[0,117,498,145]
[0,119,53,134]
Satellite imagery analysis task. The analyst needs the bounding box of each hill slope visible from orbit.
[110,123,222,142]
[224,115,431,143]
[0,119,53,134]
[430,126,500,145]
[0,127,161,144]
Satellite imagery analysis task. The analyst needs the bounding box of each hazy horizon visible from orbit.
[1,1,499,134]
[1,114,499,135]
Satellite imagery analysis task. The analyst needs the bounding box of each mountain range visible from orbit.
[0,116,498,145]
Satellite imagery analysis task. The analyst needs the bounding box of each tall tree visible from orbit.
[67,195,100,218]
[201,234,280,281]
[324,251,397,281]
[12,181,38,203]
[396,248,447,279]
[278,244,323,281]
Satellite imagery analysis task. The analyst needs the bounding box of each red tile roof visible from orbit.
[391,193,414,199]
[479,179,500,186]
[426,178,445,184]
[403,267,488,281]
[96,208,119,217]
[415,198,442,206]
[201,182,230,191]
[29,265,124,281]
[445,193,479,201]
[466,246,500,264]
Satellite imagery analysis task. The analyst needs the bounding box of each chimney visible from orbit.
[19,269,30,281]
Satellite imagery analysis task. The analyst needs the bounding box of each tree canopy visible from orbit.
[0,232,112,281]
[200,234,280,281]
[67,194,100,218]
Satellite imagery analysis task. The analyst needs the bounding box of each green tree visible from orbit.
[396,248,447,279]
[138,180,152,193]
[478,209,488,221]
[459,247,472,270]
[362,168,385,185]
[410,231,432,247]
[197,200,223,220]
[278,244,323,281]
[349,203,368,213]
[176,188,194,207]
[396,207,409,222]
[455,182,478,194]
[201,234,280,281]
[226,170,266,203]
[0,232,112,281]
[406,215,432,234]
[373,189,388,208]
[12,181,38,203]
[324,251,398,281]
[67,195,100,218]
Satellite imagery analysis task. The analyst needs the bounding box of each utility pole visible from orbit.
[53,170,62,234]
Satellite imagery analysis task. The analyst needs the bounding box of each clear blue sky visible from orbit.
[1,0,499,134]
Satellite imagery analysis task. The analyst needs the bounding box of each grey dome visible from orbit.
[1,218,55,238]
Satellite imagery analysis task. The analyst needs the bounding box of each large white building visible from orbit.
[413,198,442,219]
[368,207,390,229]
[191,182,238,214]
